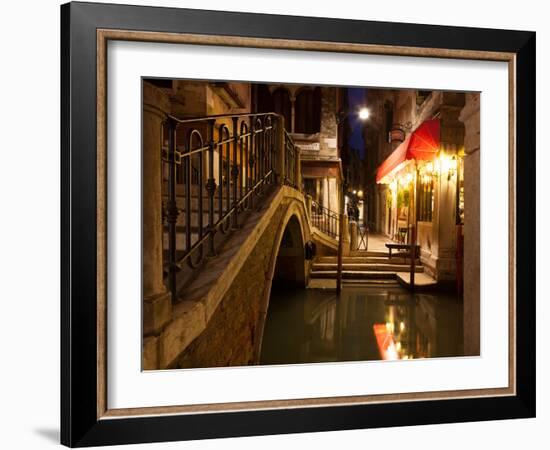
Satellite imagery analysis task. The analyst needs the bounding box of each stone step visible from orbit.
[315,256,420,264]
[396,272,437,288]
[310,270,398,280]
[315,252,420,264]
[342,279,401,286]
[312,263,423,272]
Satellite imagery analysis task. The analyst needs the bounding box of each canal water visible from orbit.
[260,285,464,365]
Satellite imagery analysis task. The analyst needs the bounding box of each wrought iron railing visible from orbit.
[283,130,297,188]
[357,223,369,250]
[161,112,297,303]
[310,200,340,239]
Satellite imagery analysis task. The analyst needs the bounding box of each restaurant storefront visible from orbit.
[375,119,464,283]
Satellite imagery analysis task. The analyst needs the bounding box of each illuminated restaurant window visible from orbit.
[418,176,434,222]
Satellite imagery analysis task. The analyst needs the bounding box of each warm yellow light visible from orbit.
[404,173,413,185]
[425,161,434,173]
[434,158,441,173]
[439,153,458,179]
[399,321,405,332]
[359,107,370,120]
[390,180,397,192]
[357,190,363,198]
[450,155,458,171]
[439,153,450,172]
[396,342,402,352]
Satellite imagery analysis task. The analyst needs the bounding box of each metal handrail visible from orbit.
[167,111,278,124]
[310,199,340,239]
[161,111,298,303]
[357,222,369,251]
[283,130,297,188]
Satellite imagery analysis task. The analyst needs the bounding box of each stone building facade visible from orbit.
[142,79,345,369]
[256,84,344,214]
[156,80,345,216]
[364,89,474,286]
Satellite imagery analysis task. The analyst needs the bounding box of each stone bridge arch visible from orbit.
[148,186,318,370]
[253,198,312,361]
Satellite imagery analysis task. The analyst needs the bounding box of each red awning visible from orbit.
[376,119,440,183]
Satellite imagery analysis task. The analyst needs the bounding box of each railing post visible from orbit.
[409,225,417,291]
[269,115,276,184]
[349,220,358,252]
[336,189,344,295]
[276,116,286,185]
[409,163,419,291]
[294,145,301,191]
[206,118,217,256]
[231,116,239,229]
[306,194,312,219]
[249,116,256,208]
[350,216,359,251]
[165,117,179,304]
[336,211,344,295]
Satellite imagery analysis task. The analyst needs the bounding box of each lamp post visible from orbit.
[336,106,370,295]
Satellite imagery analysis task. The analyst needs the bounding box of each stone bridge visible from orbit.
[143,185,339,370]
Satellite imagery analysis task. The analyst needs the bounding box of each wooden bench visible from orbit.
[385,243,420,261]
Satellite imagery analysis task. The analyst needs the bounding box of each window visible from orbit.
[255,84,274,113]
[303,178,316,198]
[417,176,434,222]
[272,88,292,130]
[294,87,321,134]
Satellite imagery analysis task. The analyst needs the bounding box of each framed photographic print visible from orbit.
[61,1,536,447]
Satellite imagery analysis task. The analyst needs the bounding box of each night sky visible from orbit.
[347,88,367,159]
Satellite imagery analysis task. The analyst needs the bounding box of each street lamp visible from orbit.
[358,107,370,120]
[336,107,371,124]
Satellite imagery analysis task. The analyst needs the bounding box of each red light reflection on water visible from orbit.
[373,323,399,360]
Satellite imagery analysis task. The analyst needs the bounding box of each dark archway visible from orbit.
[272,215,306,288]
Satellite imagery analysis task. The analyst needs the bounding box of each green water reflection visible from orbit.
[260,285,464,365]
